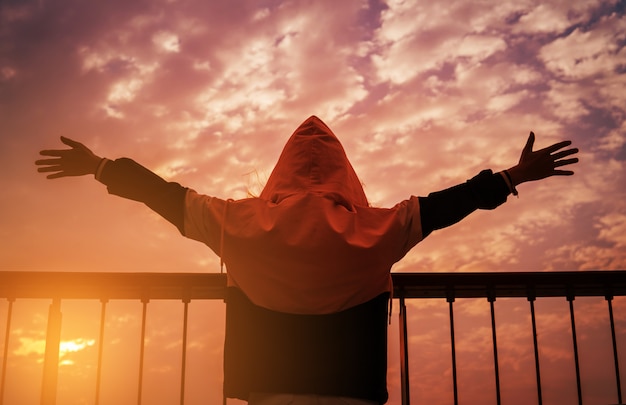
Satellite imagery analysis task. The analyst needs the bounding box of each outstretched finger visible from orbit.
[554,158,579,168]
[37,165,62,173]
[552,169,575,176]
[35,158,62,165]
[39,149,67,157]
[552,148,579,160]
[46,172,68,179]
[542,140,573,154]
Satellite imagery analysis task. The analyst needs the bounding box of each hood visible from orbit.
[259,116,368,209]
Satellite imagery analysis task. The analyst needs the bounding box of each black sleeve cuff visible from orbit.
[99,158,187,234]
[467,169,510,209]
[419,170,510,237]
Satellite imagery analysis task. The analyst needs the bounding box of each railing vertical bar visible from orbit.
[41,298,62,405]
[447,290,458,405]
[94,299,108,405]
[488,292,501,405]
[399,295,411,405]
[137,298,149,405]
[528,292,543,405]
[0,298,14,405]
[180,298,190,405]
[567,292,582,405]
[606,294,622,404]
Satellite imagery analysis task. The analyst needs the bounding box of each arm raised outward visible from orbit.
[419,132,579,237]
[36,132,579,238]
[36,136,187,233]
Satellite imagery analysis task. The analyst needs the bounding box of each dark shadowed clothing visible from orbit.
[96,116,511,403]
[224,288,389,403]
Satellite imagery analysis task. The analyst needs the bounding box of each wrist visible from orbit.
[500,170,518,197]
[505,165,524,187]
[89,154,103,174]
[94,157,109,181]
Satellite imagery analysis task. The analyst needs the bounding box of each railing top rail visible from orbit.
[0,271,227,300]
[392,270,626,299]
[0,270,624,300]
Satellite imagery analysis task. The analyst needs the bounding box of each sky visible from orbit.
[0,0,625,404]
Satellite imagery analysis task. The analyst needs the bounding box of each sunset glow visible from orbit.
[1,0,625,404]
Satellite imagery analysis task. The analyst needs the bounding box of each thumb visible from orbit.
[60,136,84,149]
[520,131,535,161]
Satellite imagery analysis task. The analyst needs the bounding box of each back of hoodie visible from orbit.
[183,116,424,314]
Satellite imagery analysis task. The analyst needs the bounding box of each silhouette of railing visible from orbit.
[0,270,624,405]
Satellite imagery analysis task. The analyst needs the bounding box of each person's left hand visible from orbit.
[36,136,102,179]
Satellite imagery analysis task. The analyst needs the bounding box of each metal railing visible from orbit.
[0,270,624,405]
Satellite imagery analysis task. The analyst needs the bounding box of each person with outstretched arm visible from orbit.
[36,116,578,405]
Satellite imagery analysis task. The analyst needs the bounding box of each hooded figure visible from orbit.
[37,114,578,404]
[82,116,510,404]
[185,116,428,403]
[184,116,423,315]
[93,116,508,403]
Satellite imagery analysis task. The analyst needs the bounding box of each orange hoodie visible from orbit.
[183,116,423,314]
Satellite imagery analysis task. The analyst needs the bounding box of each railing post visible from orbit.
[488,289,501,405]
[180,292,190,405]
[446,288,458,405]
[0,298,14,405]
[41,299,62,405]
[137,297,149,405]
[399,295,411,405]
[567,289,582,405]
[94,298,108,405]
[527,288,543,405]
[606,293,623,404]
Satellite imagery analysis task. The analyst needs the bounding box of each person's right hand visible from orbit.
[507,132,579,186]
[36,136,103,179]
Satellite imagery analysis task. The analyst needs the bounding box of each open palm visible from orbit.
[36,136,102,179]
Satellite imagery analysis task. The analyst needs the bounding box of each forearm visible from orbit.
[97,158,187,233]
[419,170,511,237]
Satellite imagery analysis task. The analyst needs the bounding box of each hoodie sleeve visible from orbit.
[419,170,510,238]
[97,158,187,234]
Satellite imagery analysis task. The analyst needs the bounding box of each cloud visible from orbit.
[539,12,626,79]
[544,218,626,271]
[515,4,572,33]
[13,337,46,359]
